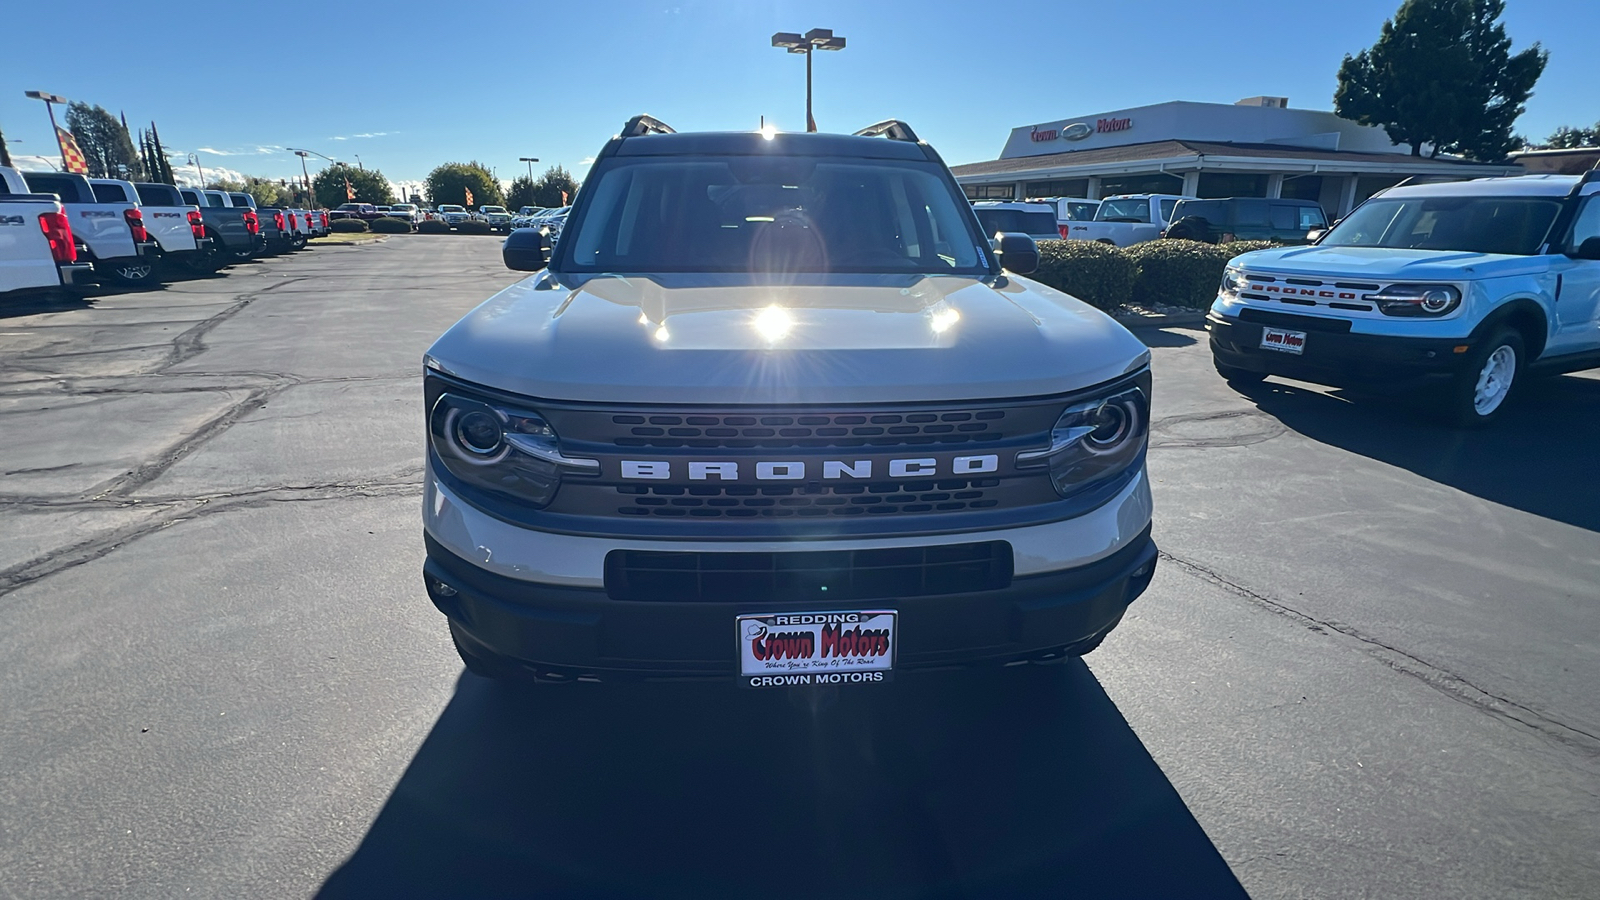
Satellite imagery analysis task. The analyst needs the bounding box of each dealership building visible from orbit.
[951,98,1522,217]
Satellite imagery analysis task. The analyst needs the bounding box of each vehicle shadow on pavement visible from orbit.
[1238,373,1600,532]
[1131,324,1201,348]
[317,663,1246,900]
[0,292,95,319]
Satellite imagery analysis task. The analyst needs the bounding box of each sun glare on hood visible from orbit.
[753,305,794,343]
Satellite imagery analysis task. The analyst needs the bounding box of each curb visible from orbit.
[1111,310,1208,328]
[308,236,390,247]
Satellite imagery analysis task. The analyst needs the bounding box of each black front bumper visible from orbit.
[1208,311,1468,389]
[423,528,1157,681]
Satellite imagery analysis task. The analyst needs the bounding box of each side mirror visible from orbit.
[1572,236,1600,261]
[995,232,1039,275]
[503,227,549,271]
[1306,228,1328,244]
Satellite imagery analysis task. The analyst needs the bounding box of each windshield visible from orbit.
[1096,198,1150,222]
[557,155,987,274]
[973,209,1059,237]
[484,207,506,213]
[1323,196,1562,255]
[439,205,465,212]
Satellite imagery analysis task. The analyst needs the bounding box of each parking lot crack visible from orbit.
[1159,550,1600,756]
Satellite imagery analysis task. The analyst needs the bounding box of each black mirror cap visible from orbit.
[503,227,549,271]
[1573,236,1600,261]
[996,232,1039,275]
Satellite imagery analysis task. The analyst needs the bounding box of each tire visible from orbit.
[449,622,520,681]
[1214,357,1266,385]
[1444,328,1524,427]
[291,234,308,250]
[108,259,159,286]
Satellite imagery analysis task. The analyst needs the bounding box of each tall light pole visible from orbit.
[770,29,845,132]
[24,90,70,170]
[520,157,539,181]
[354,153,363,171]
[287,148,337,208]
[186,152,207,189]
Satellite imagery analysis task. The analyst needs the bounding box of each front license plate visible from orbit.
[1260,327,1307,355]
[737,610,896,689]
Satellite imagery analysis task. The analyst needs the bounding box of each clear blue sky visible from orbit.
[2,0,1593,191]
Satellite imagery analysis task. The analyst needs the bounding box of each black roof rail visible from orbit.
[620,114,675,137]
[854,119,920,143]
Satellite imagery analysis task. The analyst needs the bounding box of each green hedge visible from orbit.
[456,220,493,235]
[329,218,369,233]
[1217,240,1278,258]
[1030,240,1137,310]
[1121,240,1235,309]
[370,216,412,233]
[417,219,451,234]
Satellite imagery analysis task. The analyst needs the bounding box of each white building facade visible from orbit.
[952,99,1521,217]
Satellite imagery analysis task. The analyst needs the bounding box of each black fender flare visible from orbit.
[1470,298,1548,361]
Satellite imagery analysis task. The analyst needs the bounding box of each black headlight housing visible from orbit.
[1371,283,1461,317]
[1016,370,1150,501]
[427,382,597,510]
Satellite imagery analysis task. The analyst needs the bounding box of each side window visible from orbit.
[1233,201,1270,227]
[180,189,200,205]
[1269,204,1297,230]
[1299,206,1327,230]
[1568,196,1600,253]
[1158,199,1178,223]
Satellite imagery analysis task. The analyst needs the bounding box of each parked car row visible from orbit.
[0,164,328,297]
[971,193,1330,248]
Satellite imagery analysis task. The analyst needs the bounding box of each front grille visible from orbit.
[614,478,1003,518]
[1239,308,1353,333]
[604,541,1014,602]
[606,409,1008,450]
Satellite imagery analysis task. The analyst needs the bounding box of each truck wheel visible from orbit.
[109,261,158,286]
[449,622,519,681]
[1445,328,1523,427]
[1214,357,1266,385]
[290,234,308,250]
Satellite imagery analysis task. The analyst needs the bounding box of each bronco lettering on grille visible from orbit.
[619,456,1000,481]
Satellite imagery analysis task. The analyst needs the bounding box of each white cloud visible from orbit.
[8,154,63,172]
[328,131,395,141]
[579,156,596,166]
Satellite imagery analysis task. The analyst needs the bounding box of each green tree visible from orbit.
[0,121,13,168]
[148,122,177,185]
[1335,0,1545,161]
[425,161,503,208]
[530,164,579,208]
[505,174,537,211]
[65,102,143,179]
[1545,122,1600,149]
[312,162,395,207]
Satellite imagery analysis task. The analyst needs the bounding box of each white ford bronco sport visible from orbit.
[421,116,1158,687]
[1209,171,1600,425]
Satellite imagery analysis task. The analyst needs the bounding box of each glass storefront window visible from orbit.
[1197,173,1269,199]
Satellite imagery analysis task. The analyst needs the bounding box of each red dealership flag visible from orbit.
[56,127,89,174]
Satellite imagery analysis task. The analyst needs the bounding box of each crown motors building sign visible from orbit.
[1031,117,1134,143]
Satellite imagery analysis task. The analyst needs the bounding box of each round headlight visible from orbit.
[1084,401,1134,452]
[451,409,504,457]
[1420,289,1454,313]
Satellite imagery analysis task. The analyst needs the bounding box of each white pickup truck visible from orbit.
[0,184,93,297]
[91,179,209,276]
[14,169,160,285]
[1065,193,1191,247]
[1209,172,1600,425]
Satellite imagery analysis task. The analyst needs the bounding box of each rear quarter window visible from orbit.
[137,184,181,206]
[91,183,129,203]
[22,174,83,203]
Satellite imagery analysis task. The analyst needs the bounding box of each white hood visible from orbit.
[425,272,1149,404]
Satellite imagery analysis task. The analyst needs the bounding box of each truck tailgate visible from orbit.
[66,203,138,261]
[140,206,198,253]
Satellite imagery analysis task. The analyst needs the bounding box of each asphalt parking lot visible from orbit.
[1,239,1597,900]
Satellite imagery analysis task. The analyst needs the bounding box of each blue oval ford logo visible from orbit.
[1062,122,1093,141]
